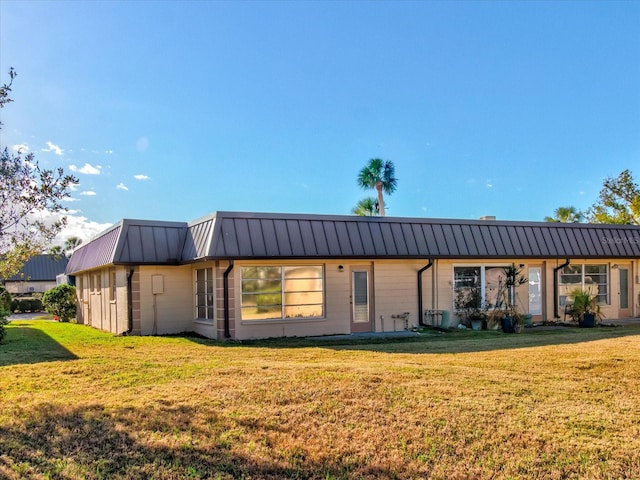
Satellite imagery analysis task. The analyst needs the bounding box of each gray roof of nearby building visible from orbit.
[6,255,69,282]
[65,211,640,274]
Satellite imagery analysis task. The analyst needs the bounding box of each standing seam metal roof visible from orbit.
[204,212,640,260]
[6,255,69,281]
[65,211,640,274]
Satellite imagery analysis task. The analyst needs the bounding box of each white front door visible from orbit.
[350,267,373,333]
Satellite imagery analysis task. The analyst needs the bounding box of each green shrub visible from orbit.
[9,297,44,313]
[0,287,10,341]
[0,287,11,312]
[0,310,8,343]
[42,284,77,322]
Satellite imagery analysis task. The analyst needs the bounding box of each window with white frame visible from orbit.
[559,264,608,304]
[241,266,324,320]
[195,267,215,321]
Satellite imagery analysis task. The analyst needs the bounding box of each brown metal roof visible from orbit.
[66,211,640,274]
[66,219,187,274]
[203,212,640,260]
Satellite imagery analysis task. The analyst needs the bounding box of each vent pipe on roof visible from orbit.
[479,216,496,221]
[223,260,234,339]
[417,259,434,326]
[553,259,570,319]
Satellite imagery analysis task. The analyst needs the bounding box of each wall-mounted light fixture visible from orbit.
[612,264,619,269]
[338,265,344,273]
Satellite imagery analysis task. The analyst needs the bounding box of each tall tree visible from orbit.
[352,197,379,216]
[587,169,639,225]
[544,206,584,223]
[0,69,78,279]
[64,236,82,255]
[357,158,397,217]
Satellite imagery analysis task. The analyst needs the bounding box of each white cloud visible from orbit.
[52,214,113,247]
[19,209,111,250]
[486,180,493,188]
[63,196,80,202]
[42,141,64,156]
[12,144,29,152]
[80,190,97,196]
[105,150,114,154]
[116,182,129,191]
[69,163,101,175]
[134,174,150,180]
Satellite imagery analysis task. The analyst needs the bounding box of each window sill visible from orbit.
[241,317,326,325]
[193,318,214,325]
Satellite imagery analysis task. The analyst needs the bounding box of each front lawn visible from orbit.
[1,320,639,479]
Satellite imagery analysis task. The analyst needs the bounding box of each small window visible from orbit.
[109,269,116,301]
[195,267,215,321]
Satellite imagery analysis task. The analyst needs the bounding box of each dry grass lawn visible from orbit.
[1,319,639,479]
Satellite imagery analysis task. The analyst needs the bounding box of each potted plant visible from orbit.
[570,288,604,328]
[490,264,527,333]
[454,276,488,330]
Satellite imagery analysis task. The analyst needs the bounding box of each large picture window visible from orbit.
[241,266,324,320]
[559,264,608,304]
[195,267,214,321]
[453,266,506,311]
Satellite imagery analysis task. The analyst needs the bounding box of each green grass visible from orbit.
[1,319,640,479]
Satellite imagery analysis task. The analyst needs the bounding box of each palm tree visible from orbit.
[544,206,584,223]
[357,158,397,217]
[64,236,82,256]
[352,197,379,216]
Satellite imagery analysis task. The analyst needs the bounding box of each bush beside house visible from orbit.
[42,284,77,322]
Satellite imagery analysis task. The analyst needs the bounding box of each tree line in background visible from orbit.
[546,169,639,225]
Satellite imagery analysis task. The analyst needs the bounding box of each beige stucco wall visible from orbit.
[5,280,57,295]
[74,267,129,334]
[137,265,193,336]
[70,256,639,340]
[229,259,434,340]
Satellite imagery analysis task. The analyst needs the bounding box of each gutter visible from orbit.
[125,265,135,334]
[553,259,570,319]
[417,259,434,326]
[223,260,234,338]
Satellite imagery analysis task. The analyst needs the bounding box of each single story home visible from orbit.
[3,254,69,296]
[65,211,640,340]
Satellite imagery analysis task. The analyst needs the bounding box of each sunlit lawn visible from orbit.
[1,318,639,479]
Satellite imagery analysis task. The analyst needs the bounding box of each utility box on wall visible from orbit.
[151,275,164,295]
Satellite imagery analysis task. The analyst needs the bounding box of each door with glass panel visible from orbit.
[618,265,631,318]
[350,267,373,333]
[528,266,543,320]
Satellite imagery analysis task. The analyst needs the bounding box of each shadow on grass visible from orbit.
[0,402,387,480]
[0,325,78,366]
[183,323,640,355]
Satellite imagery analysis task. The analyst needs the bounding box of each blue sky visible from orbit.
[1,1,639,242]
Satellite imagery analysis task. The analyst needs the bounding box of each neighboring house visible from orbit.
[3,254,70,295]
[65,211,640,340]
